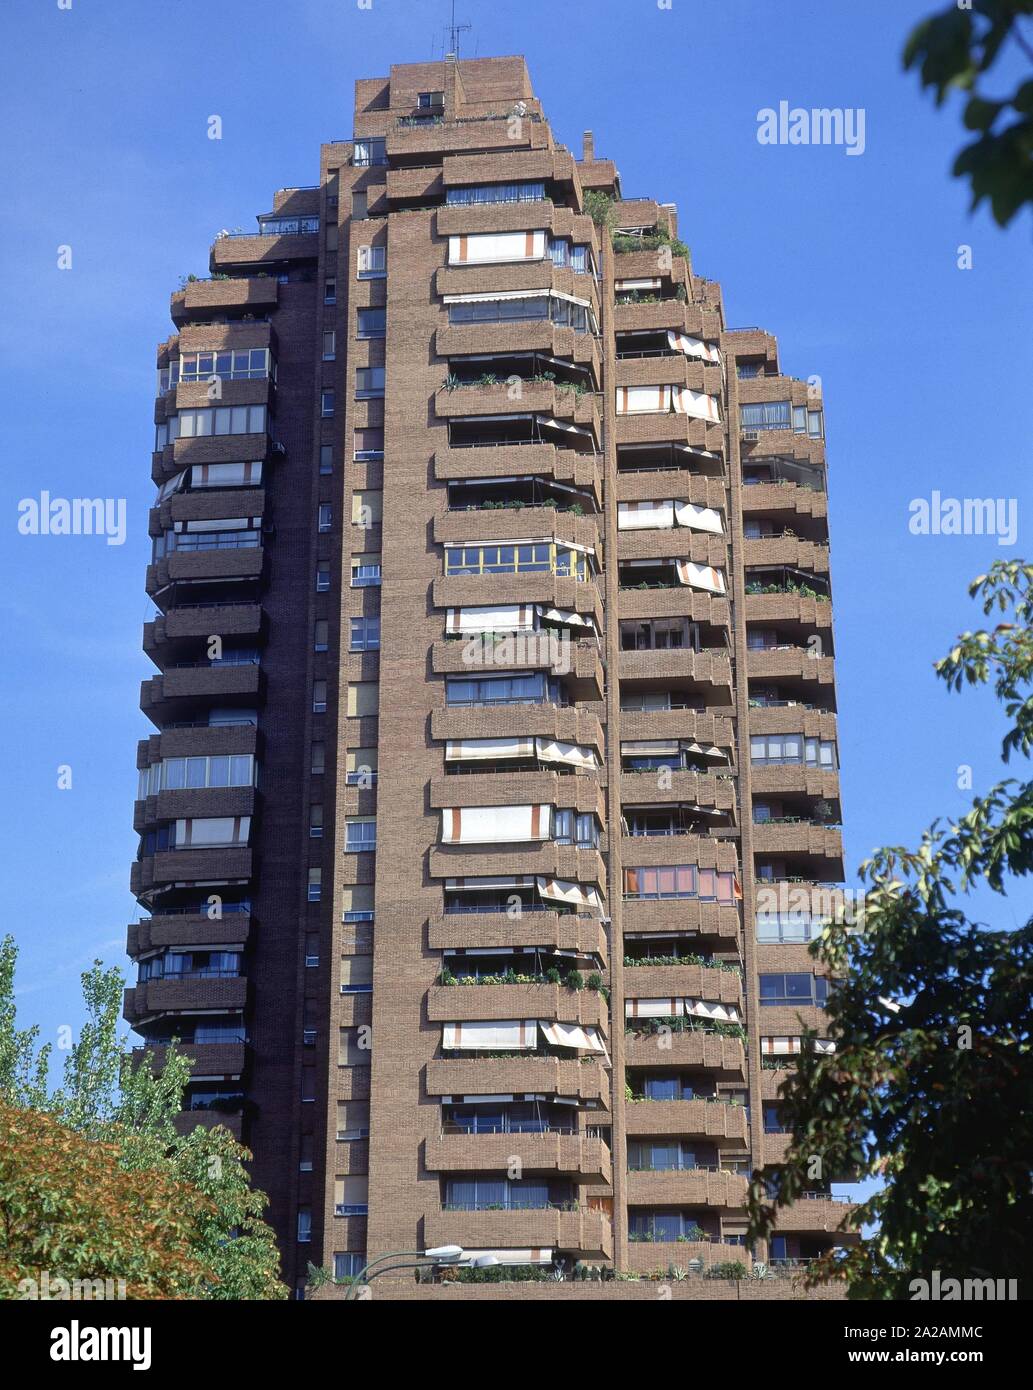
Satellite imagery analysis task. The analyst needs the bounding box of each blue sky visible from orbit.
[0,0,1029,1078]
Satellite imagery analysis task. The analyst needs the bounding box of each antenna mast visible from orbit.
[446,0,471,59]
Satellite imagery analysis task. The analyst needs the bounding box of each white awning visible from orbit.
[677,561,726,595]
[174,516,260,532]
[445,604,537,634]
[536,876,603,908]
[445,738,535,762]
[448,230,547,265]
[667,330,722,364]
[443,1021,539,1050]
[539,416,595,440]
[621,739,680,756]
[616,277,662,291]
[443,288,591,309]
[535,738,598,770]
[537,605,596,631]
[672,387,722,423]
[539,1021,607,1052]
[459,1249,554,1267]
[626,998,741,1023]
[444,875,534,891]
[762,1036,801,1056]
[442,804,552,844]
[617,499,675,530]
[675,501,724,535]
[616,385,671,414]
[684,741,726,761]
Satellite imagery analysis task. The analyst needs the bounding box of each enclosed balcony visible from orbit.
[624,1098,748,1143]
[423,1206,613,1261]
[170,276,278,326]
[123,974,247,1026]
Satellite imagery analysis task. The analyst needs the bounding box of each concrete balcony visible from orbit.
[621,898,742,944]
[746,648,835,686]
[425,1131,611,1184]
[210,232,318,271]
[747,708,838,741]
[432,572,603,629]
[429,770,604,819]
[616,586,730,629]
[750,765,840,800]
[724,327,779,369]
[146,547,264,596]
[616,529,727,569]
[433,506,599,550]
[741,481,827,520]
[626,1168,748,1209]
[615,355,719,395]
[136,723,257,768]
[435,320,600,378]
[123,975,247,1025]
[744,592,833,628]
[625,1238,746,1274]
[435,379,601,445]
[616,411,723,455]
[385,164,444,204]
[431,704,602,756]
[743,538,830,573]
[133,785,254,834]
[620,771,735,813]
[434,443,601,501]
[170,277,278,325]
[426,982,607,1030]
[428,911,607,962]
[618,648,732,694]
[441,145,578,192]
[624,1100,749,1142]
[616,470,726,510]
[386,117,550,161]
[425,1056,609,1106]
[435,262,599,316]
[140,663,262,723]
[127,911,252,958]
[429,842,605,887]
[620,836,740,875]
[751,823,843,862]
[143,604,264,661]
[617,710,734,750]
[431,637,603,702]
[774,1196,857,1237]
[613,300,722,341]
[623,1030,746,1077]
[623,964,743,1008]
[174,1110,242,1140]
[424,1207,613,1260]
[132,1042,246,1079]
[130,847,253,898]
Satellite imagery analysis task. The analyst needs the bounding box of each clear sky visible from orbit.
[0,0,1029,1077]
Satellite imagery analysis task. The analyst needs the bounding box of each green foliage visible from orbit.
[582,190,618,232]
[747,561,1033,1298]
[903,2,1033,225]
[0,942,287,1300]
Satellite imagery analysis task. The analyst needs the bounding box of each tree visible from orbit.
[0,1103,212,1300]
[747,560,1033,1299]
[0,945,287,1300]
[904,2,1033,226]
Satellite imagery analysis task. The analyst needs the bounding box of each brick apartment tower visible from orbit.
[127,56,854,1298]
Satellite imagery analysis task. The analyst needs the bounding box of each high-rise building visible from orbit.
[126,55,853,1300]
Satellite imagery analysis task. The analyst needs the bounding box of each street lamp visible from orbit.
[342,1246,468,1301]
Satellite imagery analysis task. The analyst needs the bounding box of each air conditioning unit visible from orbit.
[742,430,759,442]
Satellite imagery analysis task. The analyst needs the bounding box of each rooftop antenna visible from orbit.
[446,0,471,59]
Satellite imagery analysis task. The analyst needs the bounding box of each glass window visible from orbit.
[324,278,337,305]
[316,561,331,592]
[318,503,333,532]
[357,245,386,278]
[350,616,380,650]
[345,818,376,852]
[321,390,335,418]
[320,444,334,475]
[353,138,387,167]
[357,307,386,338]
[356,367,385,398]
[322,331,336,361]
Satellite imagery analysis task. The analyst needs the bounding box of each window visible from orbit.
[349,616,380,651]
[764,1104,787,1133]
[759,973,830,1007]
[335,1175,369,1217]
[309,804,324,838]
[316,561,331,592]
[447,293,591,334]
[351,554,381,587]
[356,366,385,398]
[179,348,272,383]
[345,748,378,786]
[156,404,267,448]
[342,885,375,926]
[154,527,260,558]
[324,278,337,305]
[737,362,761,379]
[319,444,334,476]
[353,138,387,167]
[553,810,600,849]
[312,679,328,714]
[318,504,333,534]
[357,245,386,279]
[321,391,335,418]
[444,541,591,581]
[297,1209,312,1243]
[345,817,376,853]
[756,913,823,944]
[340,955,373,994]
[354,427,384,460]
[623,865,740,905]
[314,620,329,652]
[305,932,320,967]
[325,223,338,253]
[351,489,383,527]
[346,682,379,718]
[741,401,791,431]
[339,1026,370,1066]
[445,671,557,708]
[750,735,838,768]
[418,90,444,108]
[311,742,326,774]
[299,1135,314,1172]
[258,216,319,235]
[322,331,336,361]
[352,190,367,219]
[138,755,255,797]
[445,181,546,207]
[337,1101,370,1141]
[334,1253,365,1280]
[307,868,322,903]
[357,307,386,339]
